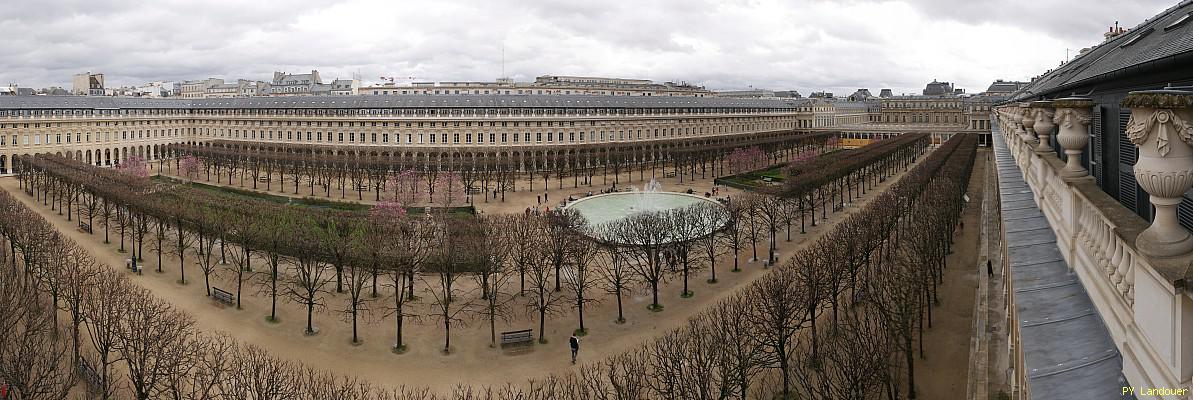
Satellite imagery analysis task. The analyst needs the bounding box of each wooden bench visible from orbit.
[212,287,235,306]
[500,329,534,348]
[79,222,91,233]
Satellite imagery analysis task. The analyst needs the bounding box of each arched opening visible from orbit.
[0,154,7,175]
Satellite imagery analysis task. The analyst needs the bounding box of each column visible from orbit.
[1031,101,1055,153]
[1053,97,1093,178]
[1123,89,1193,257]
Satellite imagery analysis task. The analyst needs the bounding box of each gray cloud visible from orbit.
[0,0,1176,96]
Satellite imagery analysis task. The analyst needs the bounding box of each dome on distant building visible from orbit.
[847,88,873,101]
[922,80,955,96]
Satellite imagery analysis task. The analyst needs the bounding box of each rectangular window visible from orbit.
[383,133,389,143]
[430,134,436,143]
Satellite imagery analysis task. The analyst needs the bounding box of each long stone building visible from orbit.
[992,1,1193,398]
[0,95,831,175]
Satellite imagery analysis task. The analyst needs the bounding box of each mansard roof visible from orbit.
[0,94,807,111]
[1009,0,1193,101]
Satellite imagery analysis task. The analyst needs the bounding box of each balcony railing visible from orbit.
[995,92,1193,397]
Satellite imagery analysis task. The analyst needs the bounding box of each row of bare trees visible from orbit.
[162,132,836,204]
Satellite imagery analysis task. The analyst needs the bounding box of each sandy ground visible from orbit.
[915,149,985,399]
[4,158,919,393]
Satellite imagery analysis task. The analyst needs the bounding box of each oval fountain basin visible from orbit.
[564,191,722,228]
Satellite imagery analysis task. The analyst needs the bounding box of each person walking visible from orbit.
[569,335,580,364]
[987,260,994,276]
[537,195,542,205]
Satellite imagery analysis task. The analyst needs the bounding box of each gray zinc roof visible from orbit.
[1010,0,1193,100]
[0,94,806,110]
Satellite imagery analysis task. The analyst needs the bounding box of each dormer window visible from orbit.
[1165,12,1192,31]
[1120,27,1155,48]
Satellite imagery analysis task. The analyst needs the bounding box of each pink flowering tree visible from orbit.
[117,155,150,179]
[436,171,464,206]
[793,148,819,166]
[727,147,768,175]
[371,199,408,222]
[180,155,200,182]
[391,169,423,205]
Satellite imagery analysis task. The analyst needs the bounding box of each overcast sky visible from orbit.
[0,0,1177,95]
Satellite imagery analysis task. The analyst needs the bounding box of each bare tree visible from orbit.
[83,270,128,400]
[507,214,539,295]
[606,211,671,311]
[284,221,335,335]
[746,267,810,399]
[114,286,196,400]
[525,238,566,343]
[597,245,637,324]
[0,264,75,400]
[473,215,516,347]
[563,235,601,336]
[423,215,477,353]
[341,258,374,345]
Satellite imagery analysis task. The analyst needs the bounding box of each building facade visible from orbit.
[71,72,105,96]
[0,95,820,175]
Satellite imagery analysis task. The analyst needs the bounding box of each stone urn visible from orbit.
[1031,101,1055,153]
[1020,103,1037,144]
[1053,97,1094,178]
[1122,89,1193,257]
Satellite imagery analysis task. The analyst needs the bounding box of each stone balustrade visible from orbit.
[994,90,1193,398]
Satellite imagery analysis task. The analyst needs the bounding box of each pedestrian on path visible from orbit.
[987,260,994,276]
[537,195,541,205]
[569,335,580,364]
[545,192,549,202]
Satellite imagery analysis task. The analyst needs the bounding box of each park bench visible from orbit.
[211,287,235,306]
[79,222,91,233]
[500,329,534,348]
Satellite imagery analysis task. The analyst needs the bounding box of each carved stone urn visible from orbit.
[1020,103,1037,144]
[1031,101,1055,153]
[1122,89,1193,257]
[1010,107,1026,142]
[1053,97,1094,178]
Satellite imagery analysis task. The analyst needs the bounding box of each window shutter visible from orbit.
[1118,110,1138,212]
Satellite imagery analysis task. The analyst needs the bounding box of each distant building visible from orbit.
[847,88,874,101]
[72,72,105,96]
[717,89,776,98]
[879,89,893,98]
[985,79,1026,95]
[773,90,802,98]
[808,91,834,99]
[271,70,322,96]
[359,75,712,97]
[922,80,954,96]
[181,78,223,99]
